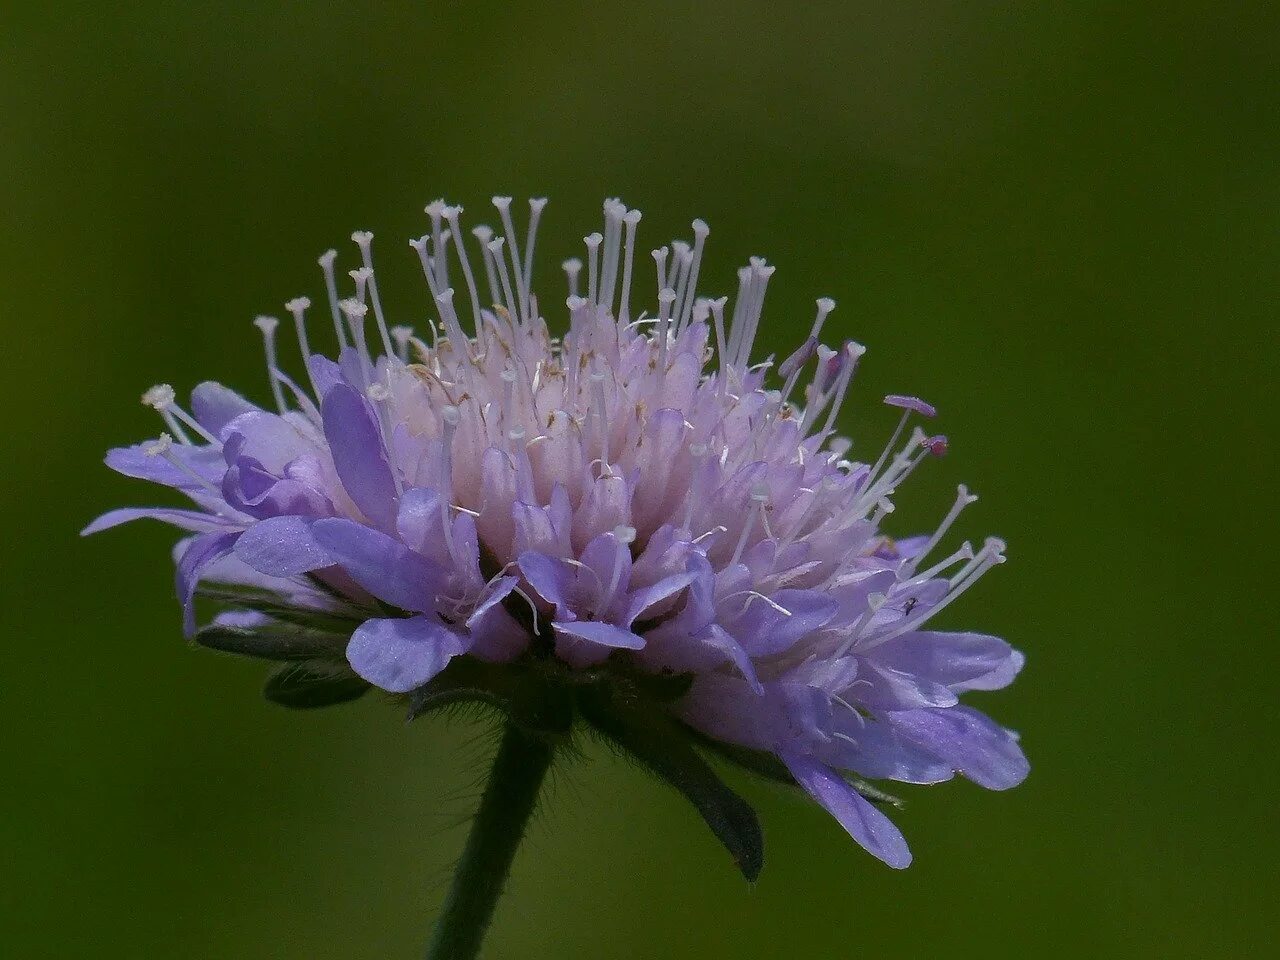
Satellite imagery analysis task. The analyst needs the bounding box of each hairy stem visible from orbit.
[425,717,558,960]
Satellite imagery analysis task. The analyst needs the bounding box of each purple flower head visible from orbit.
[87,196,1027,872]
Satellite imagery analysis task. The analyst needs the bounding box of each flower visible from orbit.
[86,196,1027,872]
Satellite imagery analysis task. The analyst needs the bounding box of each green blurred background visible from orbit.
[3,2,1276,957]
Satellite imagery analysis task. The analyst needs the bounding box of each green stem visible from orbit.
[425,718,557,960]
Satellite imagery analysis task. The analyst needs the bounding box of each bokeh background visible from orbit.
[3,2,1276,957]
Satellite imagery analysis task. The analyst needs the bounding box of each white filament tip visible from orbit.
[584,232,603,248]
[284,296,311,312]
[658,287,677,304]
[562,257,583,271]
[425,199,446,216]
[441,405,461,426]
[144,434,174,457]
[530,197,549,212]
[624,209,643,225]
[472,225,493,241]
[390,325,413,345]
[348,266,373,282]
[351,230,374,247]
[435,288,455,306]
[613,524,637,545]
[317,249,337,267]
[141,384,175,409]
[338,298,367,319]
[507,426,527,442]
[491,196,513,211]
[692,218,710,237]
[566,295,588,311]
[367,383,391,402]
[253,315,279,334]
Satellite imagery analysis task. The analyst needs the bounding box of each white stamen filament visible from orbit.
[350,232,396,360]
[584,232,603,307]
[902,485,980,577]
[618,209,642,323]
[317,249,348,351]
[253,316,289,414]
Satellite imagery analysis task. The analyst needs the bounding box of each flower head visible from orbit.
[87,196,1027,871]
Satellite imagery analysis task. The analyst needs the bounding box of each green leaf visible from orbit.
[579,686,764,881]
[263,662,369,709]
[193,622,349,662]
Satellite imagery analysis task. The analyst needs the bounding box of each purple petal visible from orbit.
[175,531,241,636]
[870,630,1017,690]
[190,382,258,433]
[625,571,696,626]
[465,577,518,629]
[307,355,343,399]
[395,487,444,558]
[346,615,469,693]
[81,507,239,536]
[883,394,936,418]
[854,662,959,710]
[321,384,398,530]
[105,443,224,492]
[734,590,839,656]
[955,649,1026,692]
[517,551,573,616]
[887,705,1029,790]
[826,716,955,785]
[233,516,332,577]
[781,749,912,869]
[552,620,645,650]
[311,518,442,613]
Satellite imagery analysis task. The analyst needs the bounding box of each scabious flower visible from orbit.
[87,197,1027,881]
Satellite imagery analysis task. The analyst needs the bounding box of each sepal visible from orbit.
[263,661,370,709]
[579,683,764,881]
[194,621,350,661]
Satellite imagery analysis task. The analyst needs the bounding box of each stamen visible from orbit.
[317,249,348,350]
[351,232,396,360]
[409,236,442,301]
[425,200,450,289]
[141,384,190,444]
[486,237,520,326]
[522,198,549,321]
[438,205,483,336]
[562,258,583,299]
[253,316,289,414]
[472,225,502,307]
[390,326,414,363]
[912,541,975,582]
[492,197,529,325]
[677,219,709,332]
[598,199,624,314]
[618,209,642,323]
[656,287,677,379]
[337,299,371,389]
[651,246,669,297]
[284,296,321,398]
[902,485,979,577]
[584,232,603,307]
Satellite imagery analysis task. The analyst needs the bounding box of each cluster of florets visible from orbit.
[88,197,1027,868]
